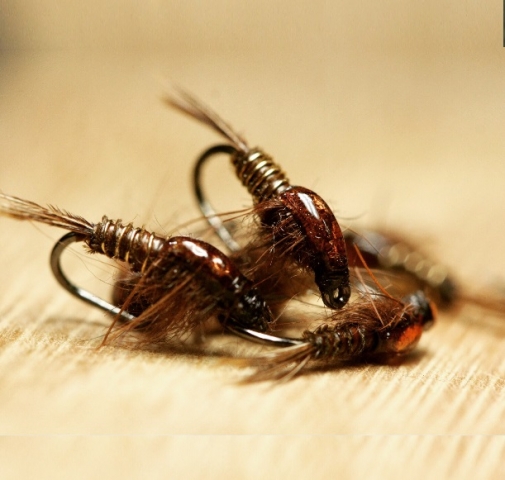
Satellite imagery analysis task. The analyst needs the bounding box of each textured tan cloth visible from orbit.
[1,3,504,479]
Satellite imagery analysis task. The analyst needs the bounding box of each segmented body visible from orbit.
[304,323,375,360]
[304,316,424,361]
[91,217,165,274]
[231,148,290,200]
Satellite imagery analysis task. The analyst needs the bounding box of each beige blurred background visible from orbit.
[1,2,504,479]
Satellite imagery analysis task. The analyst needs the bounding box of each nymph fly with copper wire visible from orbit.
[344,227,505,317]
[0,193,273,344]
[232,289,435,381]
[165,90,351,310]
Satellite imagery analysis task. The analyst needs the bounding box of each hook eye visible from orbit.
[50,232,135,322]
[193,144,242,253]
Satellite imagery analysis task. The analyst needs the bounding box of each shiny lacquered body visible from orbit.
[254,186,350,308]
[168,91,351,309]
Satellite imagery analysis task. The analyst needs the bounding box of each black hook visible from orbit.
[50,232,135,322]
[193,144,242,253]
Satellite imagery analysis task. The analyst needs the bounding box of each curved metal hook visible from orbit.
[50,233,299,345]
[193,144,242,252]
[226,325,304,348]
[50,232,135,322]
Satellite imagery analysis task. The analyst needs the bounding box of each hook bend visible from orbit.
[193,144,242,252]
[50,232,135,322]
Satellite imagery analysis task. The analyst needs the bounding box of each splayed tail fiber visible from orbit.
[0,193,94,237]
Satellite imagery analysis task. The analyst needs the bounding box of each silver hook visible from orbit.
[50,232,135,322]
[226,325,304,348]
[193,144,242,252]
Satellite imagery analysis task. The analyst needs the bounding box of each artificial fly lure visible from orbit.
[165,90,351,310]
[344,229,457,308]
[232,289,435,381]
[344,228,505,316]
[0,193,273,344]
